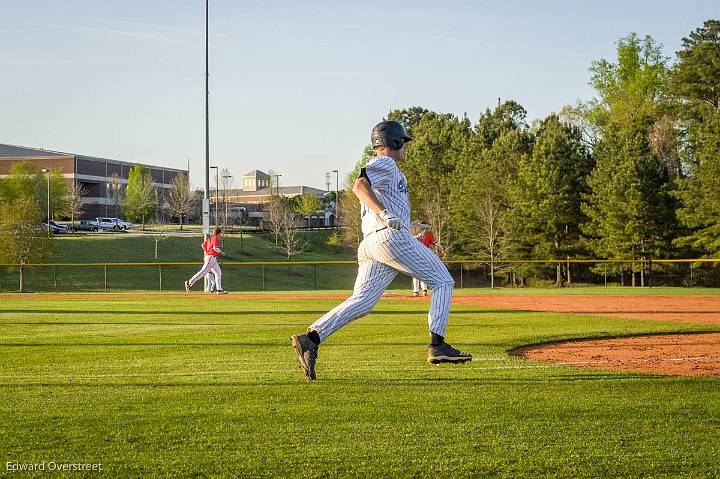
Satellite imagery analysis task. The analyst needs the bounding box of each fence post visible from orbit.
[261,265,265,291]
[460,263,463,291]
[104,265,107,293]
[159,265,162,293]
[690,263,694,288]
[314,264,317,291]
[604,263,607,289]
[52,266,57,293]
[647,258,652,288]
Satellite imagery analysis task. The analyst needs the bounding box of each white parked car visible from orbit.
[115,218,133,230]
[96,217,126,231]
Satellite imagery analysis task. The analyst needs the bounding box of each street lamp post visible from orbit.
[41,169,50,235]
[332,169,339,227]
[210,166,219,226]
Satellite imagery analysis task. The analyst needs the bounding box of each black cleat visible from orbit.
[427,342,472,364]
[184,281,191,294]
[291,333,318,380]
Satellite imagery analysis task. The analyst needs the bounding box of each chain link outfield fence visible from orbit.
[0,259,719,293]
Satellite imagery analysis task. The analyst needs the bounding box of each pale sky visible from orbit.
[1,1,716,190]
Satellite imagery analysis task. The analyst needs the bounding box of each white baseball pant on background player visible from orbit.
[412,277,428,294]
[188,256,223,291]
[205,272,216,292]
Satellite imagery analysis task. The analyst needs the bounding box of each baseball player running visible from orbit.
[185,226,228,295]
[291,121,471,380]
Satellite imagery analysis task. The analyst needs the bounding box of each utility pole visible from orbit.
[41,169,50,235]
[325,172,331,192]
[274,174,282,196]
[222,174,232,226]
[332,169,339,227]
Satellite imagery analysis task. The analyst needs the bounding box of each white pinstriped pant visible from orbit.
[309,228,454,341]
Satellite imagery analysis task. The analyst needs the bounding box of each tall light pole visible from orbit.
[332,169,339,227]
[203,0,210,240]
[41,169,50,235]
[210,166,218,226]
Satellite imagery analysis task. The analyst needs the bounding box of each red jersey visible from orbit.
[202,235,220,256]
[419,230,436,248]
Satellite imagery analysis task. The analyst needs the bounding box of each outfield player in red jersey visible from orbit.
[185,227,228,295]
[290,121,471,380]
[412,224,445,296]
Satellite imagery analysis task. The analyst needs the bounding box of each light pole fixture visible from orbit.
[332,169,339,227]
[210,166,219,226]
[41,169,50,235]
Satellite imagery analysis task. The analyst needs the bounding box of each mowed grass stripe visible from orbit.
[1,295,720,478]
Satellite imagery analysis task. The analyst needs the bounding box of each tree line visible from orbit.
[338,20,720,286]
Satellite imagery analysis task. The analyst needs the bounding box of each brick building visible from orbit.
[0,143,187,220]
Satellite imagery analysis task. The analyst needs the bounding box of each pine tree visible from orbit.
[582,119,677,285]
[672,20,720,258]
[506,115,593,286]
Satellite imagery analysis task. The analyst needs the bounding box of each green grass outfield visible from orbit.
[1,293,719,478]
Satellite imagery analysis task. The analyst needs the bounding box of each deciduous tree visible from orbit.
[123,165,156,230]
[0,198,54,292]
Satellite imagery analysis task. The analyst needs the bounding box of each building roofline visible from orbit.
[0,143,187,172]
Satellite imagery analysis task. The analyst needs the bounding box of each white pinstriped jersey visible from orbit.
[360,155,411,236]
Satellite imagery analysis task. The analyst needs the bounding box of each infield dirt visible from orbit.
[453,294,720,376]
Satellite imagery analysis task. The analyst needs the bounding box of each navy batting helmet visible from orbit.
[370,121,413,150]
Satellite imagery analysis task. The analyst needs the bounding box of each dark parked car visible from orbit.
[71,220,101,232]
[43,221,71,234]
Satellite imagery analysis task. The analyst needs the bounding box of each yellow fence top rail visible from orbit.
[0,258,718,267]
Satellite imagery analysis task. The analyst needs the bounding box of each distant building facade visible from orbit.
[0,143,187,221]
[211,169,334,227]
